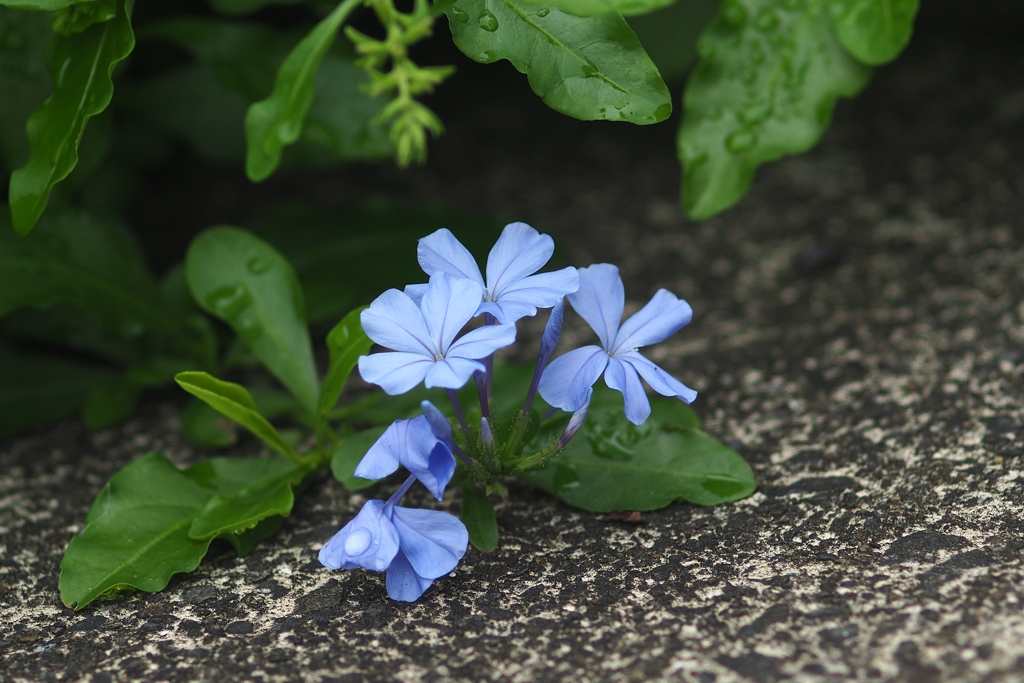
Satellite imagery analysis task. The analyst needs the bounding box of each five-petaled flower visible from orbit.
[358,272,517,395]
[539,263,697,425]
[318,499,468,602]
[407,222,579,324]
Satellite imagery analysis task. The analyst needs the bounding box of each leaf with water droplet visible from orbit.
[451,5,470,22]
[185,227,319,419]
[447,0,670,124]
[518,0,676,17]
[317,305,372,424]
[519,397,755,512]
[678,0,871,219]
[828,0,918,66]
[8,0,135,235]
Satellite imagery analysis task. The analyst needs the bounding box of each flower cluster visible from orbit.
[319,222,697,601]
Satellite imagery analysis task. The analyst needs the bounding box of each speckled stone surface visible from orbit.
[3,13,1024,683]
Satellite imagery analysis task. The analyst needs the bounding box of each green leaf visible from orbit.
[447,0,671,124]
[0,8,52,174]
[174,371,303,463]
[519,400,755,511]
[330,426,384,490]
[319,306,372,420]
[520,0,675,17]
[52,0,116,36]
[0,207,173,339]
[208,0,305,15]
[8,0,134,235]
[0,340,111,439]
[185,456,308,539]
[59,451,216,610]
[627,0,720,82]
[222,515,284,556]
[81,378,141,430]
[678,0,871,220]
[828,0,917,65]
[460,482,498,551]
[185,226,319,417]
[181,398,238,448]
[0,0,92,9]
[244,0,361,181]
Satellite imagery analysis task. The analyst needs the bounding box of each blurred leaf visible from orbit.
[0,0,90,8]
[244,0,359,181]
[0,8,52,173]
[52,0,116,35]
[0,208,173,338]
[181,397,237,448]
[185,227,319,417]
[0,340,111,439]
[460,482,498,551]
[628,0,720,82]
[249,201,509,324]
[2,304,142,364]
[184,456,308,539]
[8,0,134,235]
[828,0,917,65]
[329,425,383,490]
[678,0,871,220]
[520,407,755,511]
[520,0,676,17]
[447,0,671,124]
[319,306,371,420]
[81,377,140,430]
[222,514,283,556]
[58,452,216,610]
[174,371,303,463]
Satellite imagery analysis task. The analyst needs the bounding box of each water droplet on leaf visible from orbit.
[726,129,758,153]
[451,6,469,22]
[206,285,250,320]
[536,7,550,16]
[478,10,499,31]
[246,257,271,275]
[581,63,599,78]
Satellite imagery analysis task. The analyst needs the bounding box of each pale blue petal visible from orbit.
[318,499,400,572]
[619,351,698,404]
[539,299,564,358]
[420,400,452,442]
[393,417,454,500]
[424,443,456,500]
[476,300,505,319]
[353,419,404,480]
[358,353,432,395]
[538,345,609,411]
[485,222,553,294]
[390,506,469,579]
[494,267,580,308]
[568,264,624,350]
[604,357,651,425]
[384,549,434,602]
[417,228,484,284]
[420,273,484,353]
[361,290,433,355]
[483,300,537,325]
[404,283,427,306]
[612,289,693,354]
[446,323,517,360]
[424,357,484,390]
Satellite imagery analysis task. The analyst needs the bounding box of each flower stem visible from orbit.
[447,388,470,433]
[385,473,418,509]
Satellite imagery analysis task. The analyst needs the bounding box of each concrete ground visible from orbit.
[3,6,1024,682]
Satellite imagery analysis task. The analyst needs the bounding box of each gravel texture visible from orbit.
[3,10,1024,683]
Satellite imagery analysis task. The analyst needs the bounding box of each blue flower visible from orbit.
[355,402,456,500]
[538,264,697,425]
[319,500,468,602]
[407,222,579,324]
[358,272,517,394]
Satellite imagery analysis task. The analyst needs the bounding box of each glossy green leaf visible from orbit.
[460,482,498,551]
[8,0,134,235]
[0,0,90,9]
[223,515,285,556]
[330,426,385,490]
[627,0,720,82]
[81,378,141,430]
[0,8,52,174]
[678,0,871,220]
[0,208,173,338]
[185,456,308,539]
[59,452,216,610]
[447,0,671,124]
[520,0,675,17]
[185,227,319,417]
[0,340,111,439]
[828,0,917,65]
[244,0,360,181]
[520,400,755,511]
[181,398,238,448]
[174,371,302,463]
[319,306,372,420]
[52,0,116,36]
